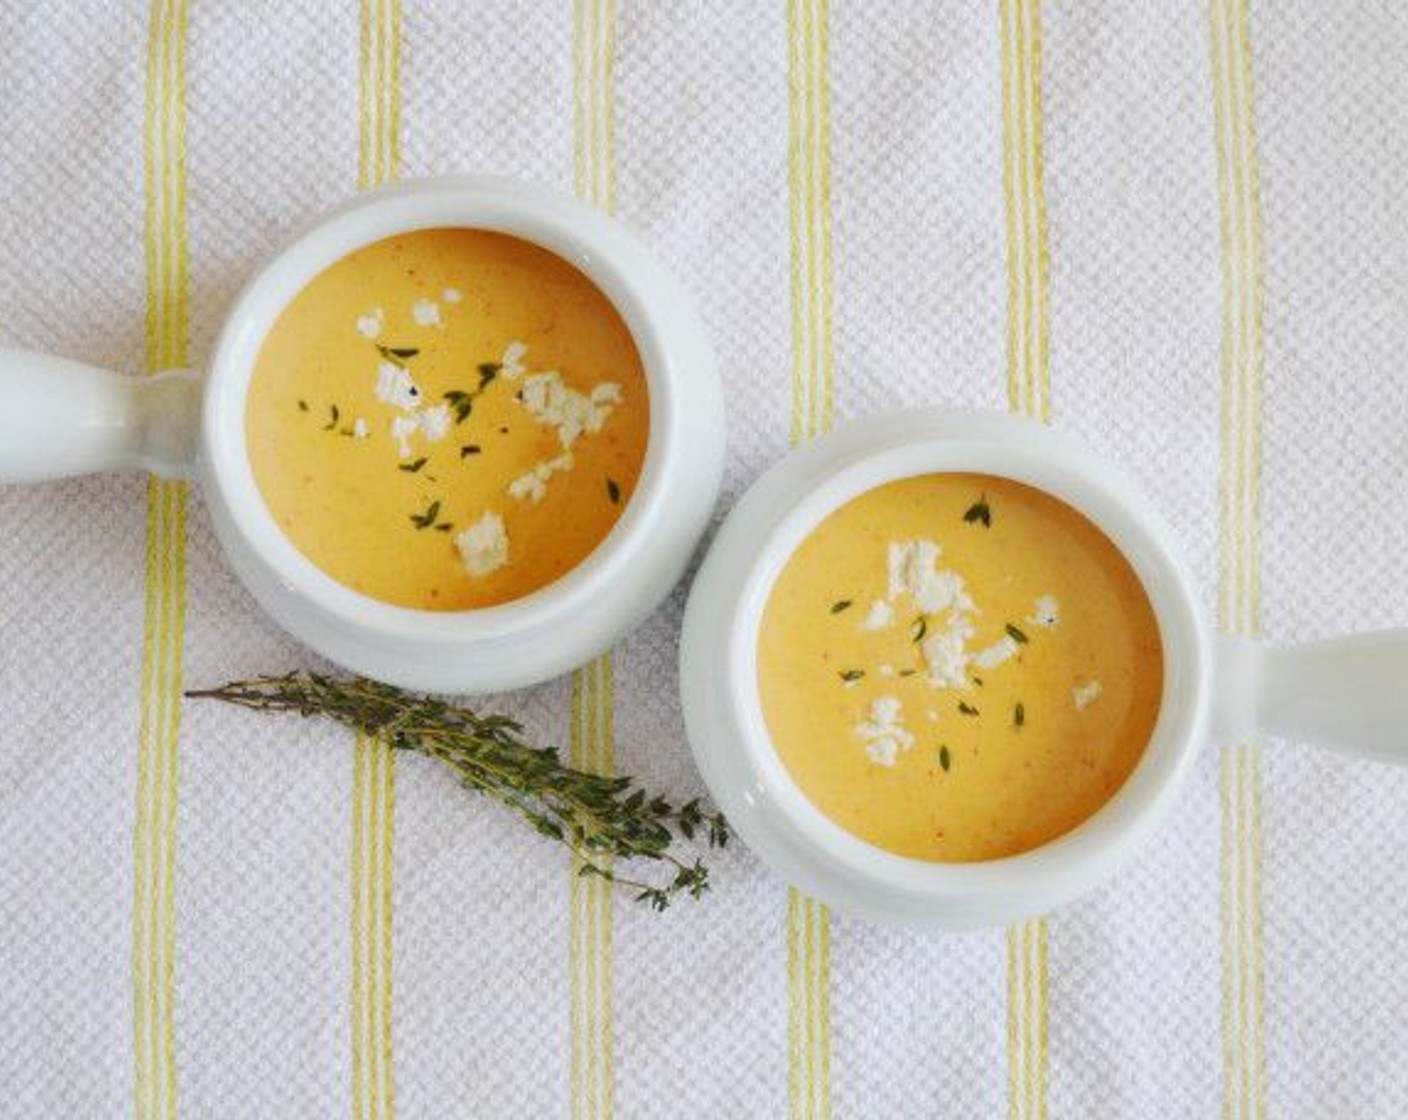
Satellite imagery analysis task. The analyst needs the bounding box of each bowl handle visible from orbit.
[1214,632,1408,765]
[0,348,200,482]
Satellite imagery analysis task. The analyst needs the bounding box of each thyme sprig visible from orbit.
[185,673,729,911]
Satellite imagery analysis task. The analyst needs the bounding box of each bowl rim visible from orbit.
[201,175,688,645]
[680,408,1211,928]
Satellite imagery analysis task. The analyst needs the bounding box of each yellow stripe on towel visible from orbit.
[570,4,618,1117]
[1208,1,1266,1117]
[350,3,401,1118]
[133,2,191,1117]
[999,2,1051,1118]
[786,1,835,1116]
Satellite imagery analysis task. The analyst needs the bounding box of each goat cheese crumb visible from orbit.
[455,511,508,577]
[411,298,443,327]
[375,361,422,411]
[441,287,462,304]
[854,696,915,767]
[508,452,575,504]
[390,415,420,458]
[352,417,369,440]
[1030,595,1060,628]
[972,633,1021,670]
[860,599,894,631]
[887,540,976,615]
[500,340,528,379]
[518,371,622,449]
[355,308,384,339]
[1073,680,1103,710]
[417,403,451,443]
[920,615,975,689]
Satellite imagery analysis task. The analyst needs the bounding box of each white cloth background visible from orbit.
[1,2,1406,1117]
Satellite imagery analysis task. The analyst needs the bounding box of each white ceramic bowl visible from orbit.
[0,176,725,692]
[680,409,1408,928]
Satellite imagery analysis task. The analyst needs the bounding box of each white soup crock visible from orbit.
[0,176,725,693]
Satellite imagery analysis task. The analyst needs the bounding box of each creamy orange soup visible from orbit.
[758,473,1163,863]
[246,229,649,610]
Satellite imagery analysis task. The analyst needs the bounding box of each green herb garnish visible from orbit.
[377,344,420,362]
[410,499,442,530]
[911,616,928,643]
[185,672,728,912]
[1014,703,1026,728]
[399,457,429,473]
[297,399,309,412]
[460,444,481,458]
[323,404,340,431]
[607,478,621,505]
[963,495,992,528]
[830,599,854,615]
[957,701,979,716]
[1005,623,1029,645]
[939,745,952,772]
[477,362,501,390]
[839,669,865,683]
[443,390,474,424]
[898,669,917,678]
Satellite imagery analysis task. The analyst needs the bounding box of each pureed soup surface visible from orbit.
[758,473,1163,863]
[246,229,649,610]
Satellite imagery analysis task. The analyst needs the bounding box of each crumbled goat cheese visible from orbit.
[411,298,443,327]
[854,696,915,767]
[1029,595,1060,628]
[860,599,895,631]
[375,361,422,411]
[352,417,369,439]
[518,371,622,450]
[390,415,420,458]
[500,340,528,379]
[921,615,975,689]
[417,403,451,443]
[972,633,1021,670]
[887,540,976,615]
[355,308,384,339]
[441,288,462,304]
[455,511,508,577]
[507,453,575,504]
[1073,680,1103,710]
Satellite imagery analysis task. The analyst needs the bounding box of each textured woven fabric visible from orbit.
[1,2,1406,1117]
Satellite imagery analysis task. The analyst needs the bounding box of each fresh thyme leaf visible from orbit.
[434,522,453,533]
[1005,623,1029,645]
[377,344,419,361]
[839,669,865,683]
[957,701,979,716]
[460,444,482,458]
[911,616,928,643]
[606,478,621,505]
[443,390,474,424]
[1014,702,1026,728]
[477,362,501,390]
[297,399,309,412]
[830,599,854,615]
[410,499,441,529]
[399,457,429,473]
[185,673,728,912]
[963,495,992,528]
[972,675,985,687]
[939,745,952,772]
[323,404,340,431]
[898,668,917,677]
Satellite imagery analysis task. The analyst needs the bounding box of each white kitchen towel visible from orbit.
[2,2,1406,1118]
